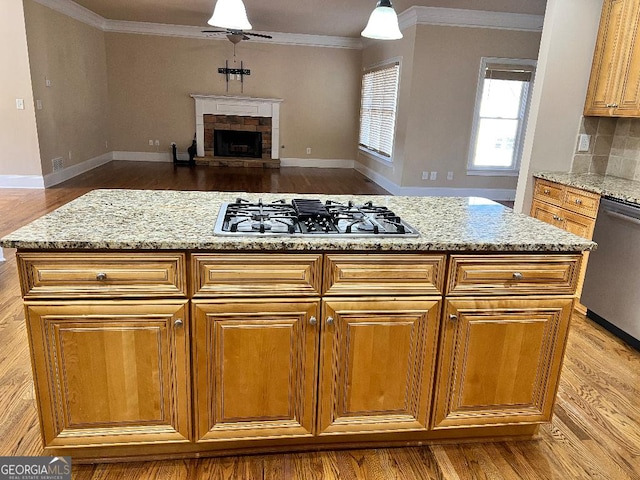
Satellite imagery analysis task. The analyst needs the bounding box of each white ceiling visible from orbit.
[70,0,547,38]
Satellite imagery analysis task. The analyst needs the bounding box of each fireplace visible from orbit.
[214,130,262,158]
[191,95,283,161]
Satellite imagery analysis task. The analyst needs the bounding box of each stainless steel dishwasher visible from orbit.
[582,197,640,350]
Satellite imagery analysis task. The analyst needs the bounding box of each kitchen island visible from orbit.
[0,190,595,462]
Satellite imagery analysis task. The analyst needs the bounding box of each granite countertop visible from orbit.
[0,189,595,252]
[534,172,640,205]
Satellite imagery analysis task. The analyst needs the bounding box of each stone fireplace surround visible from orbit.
[191,95,283,167]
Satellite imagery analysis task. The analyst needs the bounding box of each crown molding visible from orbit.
[399,6,543,32]
[31,0,541,51]
[104,20,363,49]
[31,0,361,49]
[32,0,106,30]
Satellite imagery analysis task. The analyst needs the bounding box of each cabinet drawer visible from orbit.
[531,200,596,239]
[18,253,187,298]
[192,254,322,297]
[323,254,446,295]
[447,254,582,296]
[533,179,564,207]
[562,186,600,218]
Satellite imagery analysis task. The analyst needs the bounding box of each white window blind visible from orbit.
[359,62,400,158]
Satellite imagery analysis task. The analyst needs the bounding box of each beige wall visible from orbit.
[359,24,541,193]
[0,0,41,177]
[515,0,603,213]
[24,0,110,177]
[105,34,361,161]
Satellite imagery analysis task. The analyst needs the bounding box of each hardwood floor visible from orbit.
[0,162,638,479]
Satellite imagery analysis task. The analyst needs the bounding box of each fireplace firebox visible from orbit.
[214,130,263,158]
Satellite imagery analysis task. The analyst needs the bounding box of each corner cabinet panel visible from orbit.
[192,299,319,442]
[317,297,441,435]
[432,297,573,429]
[25,301,191,447]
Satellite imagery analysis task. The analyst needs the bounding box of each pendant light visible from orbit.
[361,0,403,40]
[208,0,252,31]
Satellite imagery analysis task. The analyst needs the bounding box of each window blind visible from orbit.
[359,63,400,158]
[484,63,534,82]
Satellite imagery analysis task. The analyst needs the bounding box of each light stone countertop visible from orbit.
[0,189,595,252]
[535,172,640,205]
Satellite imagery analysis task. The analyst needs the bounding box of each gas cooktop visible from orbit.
[214,198,420,237]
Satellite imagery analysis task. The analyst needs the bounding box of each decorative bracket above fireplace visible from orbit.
[190,95,283,159]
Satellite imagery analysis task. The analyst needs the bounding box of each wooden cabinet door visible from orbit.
[26,301,191,448]
[616,0,640,115]
[318,297,440,435]
[584,0,631,115]
[432,297,573,429]
[193,299,319,442]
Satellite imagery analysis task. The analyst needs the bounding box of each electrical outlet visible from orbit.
[149,139,154,146]
[154,140,160,146]
[306,147,311,155]
[15,98,24,110]
[430,171,437,181]
[45,77,52,87]
[577,134,591,152]
[422,171,429,180]
[447,171,454,181]
[36,99,43,110]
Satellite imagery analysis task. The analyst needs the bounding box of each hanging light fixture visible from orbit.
[361,0,403,40]
[208,0,252,31]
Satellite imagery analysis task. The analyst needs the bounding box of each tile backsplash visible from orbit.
[572,117,640,180]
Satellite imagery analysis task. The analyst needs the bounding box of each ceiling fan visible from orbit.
[202,28,273,44]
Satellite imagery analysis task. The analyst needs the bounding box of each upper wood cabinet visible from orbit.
[584,0,640,116]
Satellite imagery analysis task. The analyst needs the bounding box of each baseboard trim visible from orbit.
[0,174,45,189]
[113,151,173,162]
[280,158,355,168]
[0,248,5,262]
[354,162,516,201]
[44,152,113,187]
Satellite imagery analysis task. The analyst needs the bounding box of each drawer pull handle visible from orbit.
[96,272,108,281]
[326,316,335,325]
[309,316,317,325]
[606,103,619,108]
[174,319,183,328]
[513,272,524,280]
[575,199,583,205]
[449,314,458,321]
[543,189,550,194]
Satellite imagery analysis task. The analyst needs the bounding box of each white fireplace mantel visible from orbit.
[190,95,283,159]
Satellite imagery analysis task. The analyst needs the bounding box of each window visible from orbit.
[359,61,400,160]
[468,58,536,175]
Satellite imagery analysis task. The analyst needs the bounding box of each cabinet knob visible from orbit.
[326,316,334,325]
[543,188,550,194]
[575,198,582,205]
[309,316,317,325]
[96,272,108,281]
[513,272,524,280]
[174,319,183,328]
[449,314,458,321]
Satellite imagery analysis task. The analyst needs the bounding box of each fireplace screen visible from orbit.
[214,130,263,158]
